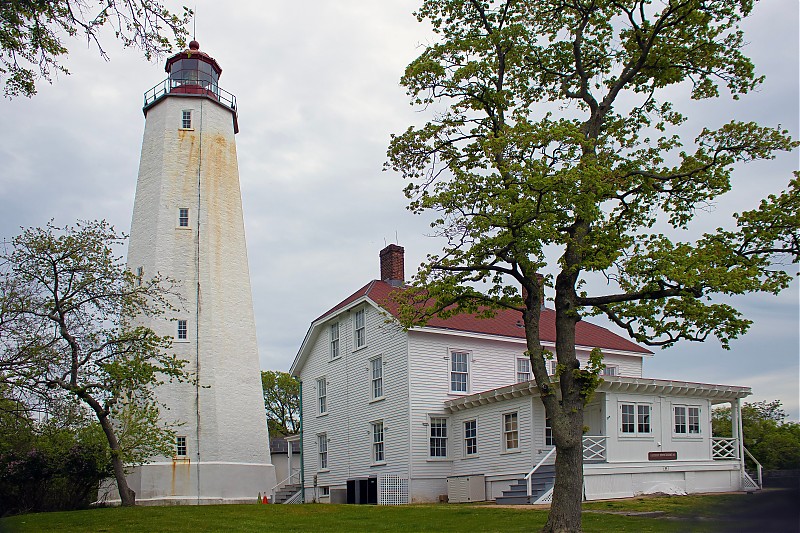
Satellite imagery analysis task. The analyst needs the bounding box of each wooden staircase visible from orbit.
[495,465,555,505]
[273,483,302,504]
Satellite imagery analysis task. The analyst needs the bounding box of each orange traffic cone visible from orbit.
[263,494,268,504]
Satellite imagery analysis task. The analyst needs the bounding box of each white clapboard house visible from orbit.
[288,245,757,505]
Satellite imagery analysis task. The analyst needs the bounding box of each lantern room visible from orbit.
[165,40,222,95]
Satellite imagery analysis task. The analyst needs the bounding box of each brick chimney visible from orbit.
[380,244,405,287]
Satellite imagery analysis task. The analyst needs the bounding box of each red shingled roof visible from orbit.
[316,280,652,355]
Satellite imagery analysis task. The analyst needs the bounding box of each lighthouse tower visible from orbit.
[126,41,276,504]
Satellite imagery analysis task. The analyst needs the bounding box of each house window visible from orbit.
[371,357,383,400]
[545,417,554,446]
[318,434,328,470]
[135,266,143,287]
[182,110,192,129]
[503,412,519,451]
[548,360,558,376]
[372,421,385,463]
[354,308,366,349]
[464,420,477,456]
[450,351,469,393]
[329,322,339,360]
[317,377,327,415]
[517,357,531,382]
[320,486,330,497]
[621,403,651,435]
[178,208,189,227]
[429,417,448,457]
[176,435,187,456]
[602,365,619,377]
[674,405,701,435]
[177,319,187,340]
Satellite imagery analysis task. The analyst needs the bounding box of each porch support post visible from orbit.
[287,439,293,481]
[735,398,746,479]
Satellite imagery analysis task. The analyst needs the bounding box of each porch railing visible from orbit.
[582,436,607,462]
[525,447,556,497]
[712,437,738,460]
[743,446,763,490]
[270,467,301,503]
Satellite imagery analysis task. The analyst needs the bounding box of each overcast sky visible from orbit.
[1,1,797,419]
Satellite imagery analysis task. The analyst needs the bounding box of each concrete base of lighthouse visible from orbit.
[100,461,277,505]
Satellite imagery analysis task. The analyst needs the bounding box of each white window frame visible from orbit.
[135,266,144,287]
[516,357,531,382]
[177,319,188,340]
[370,356,383,401]
[317,433,328,470]
[548,360,558,376]
[545,417,554,446]
[329,322,339,360]
[464,419,477,457]
[673,405,701,436]
[181,109,193,129]
[371,420,385,464]
[354,308,366,350]
[449,350,470,393]
[175,435,187,457]
[429,416,448,458]
[503,412,520,452]
[602,364,619,377]
[620,402,652,436]
[320,486,330,497]
[317,377,327,416]
[178,207,190,227]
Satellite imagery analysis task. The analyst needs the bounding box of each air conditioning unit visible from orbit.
[446,475,486,503]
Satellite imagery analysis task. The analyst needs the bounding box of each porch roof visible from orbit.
[443,376,751,413]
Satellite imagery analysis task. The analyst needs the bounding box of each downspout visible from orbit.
[194,99,205,504]
[299,380,305,503]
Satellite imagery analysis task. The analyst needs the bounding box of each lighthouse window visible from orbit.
[181,110,192,129]
[177,319,188,340]
[176,436,187,457]
[179,208,189,227]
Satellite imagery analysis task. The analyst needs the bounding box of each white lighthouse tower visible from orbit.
[125,40,276,504]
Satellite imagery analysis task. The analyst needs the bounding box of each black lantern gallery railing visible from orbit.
[143,77,237,111]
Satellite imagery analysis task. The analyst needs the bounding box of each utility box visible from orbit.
[346,476,377,504]
[447,475,486,503]
[330,488,347,504]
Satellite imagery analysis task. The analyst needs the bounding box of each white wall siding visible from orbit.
[298,304,410,494]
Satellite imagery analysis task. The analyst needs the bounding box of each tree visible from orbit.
[261,370,300,437]
[387,1,798,531]
[0,0,192,98]
[0,221,190,506]
[713,400,800,471]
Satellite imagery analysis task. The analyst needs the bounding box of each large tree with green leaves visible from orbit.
[0,221,190,506]
[261,370,300,437]
[0,0,192,98]
[387,1,798,531]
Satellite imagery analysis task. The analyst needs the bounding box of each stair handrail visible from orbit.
[270,468,301,503]
[524,447,556,497]
[743,446,763,489]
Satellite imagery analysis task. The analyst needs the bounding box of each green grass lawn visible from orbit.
[0,493,752,533]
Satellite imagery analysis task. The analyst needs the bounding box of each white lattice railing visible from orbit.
[712,437,738,460]
[582,436,607,462]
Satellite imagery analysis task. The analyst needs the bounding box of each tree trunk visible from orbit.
[79,391,137,506]
[543,431,584,532]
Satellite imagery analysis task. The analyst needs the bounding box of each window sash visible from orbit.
[450,352,468,392]
[464,420,477,456]
[545,417,554,446]
[181,110,192,129]
[177,320,187,340]
[330,323,339,359]
[688,407,700,434]
[517,358,531,382]
[372,422,384,462]
[371,358,383,399]
[504,413,519,450]
[318,435,328,469]
[621,404,636,433]
[354,309,365,348]
[674,406,687,433]
[317,378,327,414]
[637,405,651,433]
[429,417,448,457]
[179,208,189,227]
[176,436,187,456]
